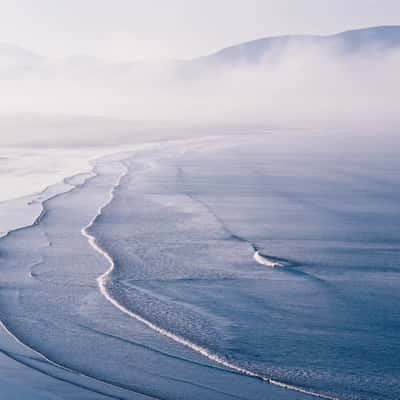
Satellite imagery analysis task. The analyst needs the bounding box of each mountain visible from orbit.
[0,43,43,69]
[200,26,400,65]
[1,26,399,72]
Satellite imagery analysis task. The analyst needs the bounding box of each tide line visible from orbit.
[83,159,340,400]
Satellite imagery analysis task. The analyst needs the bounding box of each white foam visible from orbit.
[254,251,285,268]
[82,158,340,400]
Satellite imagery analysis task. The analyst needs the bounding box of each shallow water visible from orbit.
[92,135,400,399]
[0,134,399,399]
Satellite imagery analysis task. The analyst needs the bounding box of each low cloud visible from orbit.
[0,40,399,145]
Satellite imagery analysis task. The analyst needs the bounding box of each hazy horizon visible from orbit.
[1,3,399,146]
[1,26,400,145]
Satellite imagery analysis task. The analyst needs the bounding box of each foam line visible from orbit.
[0,168,163,400]
[83,159,340,400]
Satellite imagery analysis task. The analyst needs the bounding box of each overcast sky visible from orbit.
[0,0,399,60]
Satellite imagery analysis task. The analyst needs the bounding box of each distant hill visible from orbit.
[1,26,400,71]
[200,26,400,65]
[0,43,43,69]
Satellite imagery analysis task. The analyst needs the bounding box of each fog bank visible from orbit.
[1,37,399,145]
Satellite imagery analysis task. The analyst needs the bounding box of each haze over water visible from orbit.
[0,3,399,399]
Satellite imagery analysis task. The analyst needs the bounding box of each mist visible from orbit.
[1,38,399,146]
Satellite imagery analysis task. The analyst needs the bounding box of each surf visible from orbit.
[83,157,339,400]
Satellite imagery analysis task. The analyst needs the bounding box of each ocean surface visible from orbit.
[0,133,398,400]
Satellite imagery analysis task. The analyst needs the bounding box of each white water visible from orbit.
[81,156,339,400]
[253,251,285,268]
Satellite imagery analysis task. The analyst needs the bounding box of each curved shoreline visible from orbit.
[0,165,162,399]
[83,158,340,400]
[0,170,97,241]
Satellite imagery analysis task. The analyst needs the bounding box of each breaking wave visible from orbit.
[83,159,339,400]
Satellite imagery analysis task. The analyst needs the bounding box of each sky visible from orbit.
[0,0,399,61]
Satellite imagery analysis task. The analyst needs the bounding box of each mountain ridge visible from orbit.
[200,25,400,64]
[1,25,400,67]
